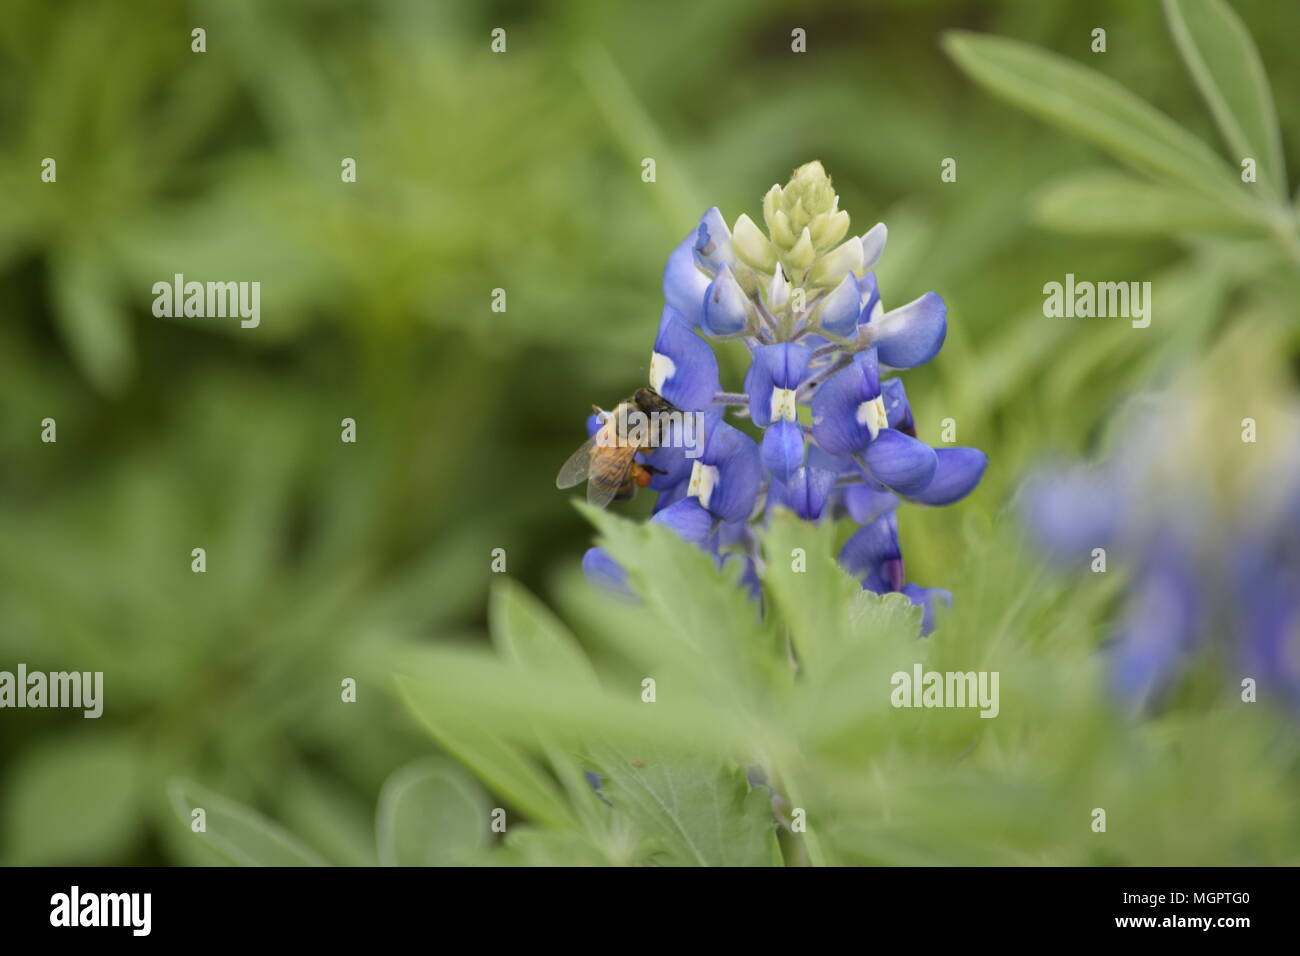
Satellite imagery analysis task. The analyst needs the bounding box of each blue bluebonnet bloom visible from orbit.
[583,162,987,632]
[1021,381,1300,711]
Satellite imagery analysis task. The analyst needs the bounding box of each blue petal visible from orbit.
[856,272,882,327]
[651,496,714,546]
[1018,466,1119,562]
[907,447,987,505]
[872,291,947,368]
[663,232,710,328]
[651,479,691,512]
[807,443,857,476]
[838,513,904,593]
[582,547,632,597]
[1109,552,1197,703]
[863,429,937,496]
[647,410,720,494]
[702,265,749,337]
[901,583,952,636]
[841,483,899,524]
[746,343,814,425]
[761,419,805,484]
[1236,568,1300,709]
[810,349,881,456]
[712,517,752,551]
[769,466,837,521]
[643,443,691,491]
[767,342,814,389]
[797,273,880,351]
[652,306,721,411]
[695,419,762,523]
[693,207,734,273]
[880,377,915,436]
[817,272,862,338]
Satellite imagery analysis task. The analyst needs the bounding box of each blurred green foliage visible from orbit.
[1,0,1298,865]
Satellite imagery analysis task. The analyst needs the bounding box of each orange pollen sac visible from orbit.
[634,464,653,487]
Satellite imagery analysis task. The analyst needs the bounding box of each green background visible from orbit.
[1,0,1298,866]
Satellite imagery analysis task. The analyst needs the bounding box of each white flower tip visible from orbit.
[861,223,888,269]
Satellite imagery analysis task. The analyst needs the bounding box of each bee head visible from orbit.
[633,387,675,415]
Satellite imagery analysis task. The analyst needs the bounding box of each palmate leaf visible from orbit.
[760,509,861,685]
[1163,0,1287,200]
[491,578,597,684]
[393,672,576,830]
[394,496,1300,865]
[942,31,1241,202]
[394,508,794,863]
[578,502,786,710]
[761,510,927,754]
[489,579,610,830]
[589,743,782,867]
[394,644,745,780]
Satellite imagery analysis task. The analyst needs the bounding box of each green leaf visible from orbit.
[489,579,608,825]
[1163,0,1287,199]
[1032,169,1267,237]
[760,509,861,684]
[277,770,378,867]
[790,589,927,754]
[580,503,784,707]
[490,578,596,684]
[942,31,1238,200]
[47,244,134,394]
[590,744,782,867]
[394,674,576,830]
[395,643,742,762]
[489,828,614,867]
[166,779,328,866]
[375,759,489,866]
[5,732,142,865]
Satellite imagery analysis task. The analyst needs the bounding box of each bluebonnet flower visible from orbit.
[580,162,987,633]
[1021,376,1300,712]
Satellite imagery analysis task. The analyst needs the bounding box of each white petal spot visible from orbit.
[649,351,676,393]
[769,387,798,423]
[768,265,790,308]
[687,460,719,510]
[856,396,888,439]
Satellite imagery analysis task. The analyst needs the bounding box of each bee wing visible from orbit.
[586,478,619,510]
[556,435,598,489]
[586,443,637,509]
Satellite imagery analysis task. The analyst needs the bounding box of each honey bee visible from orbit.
[555,387,677,508]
